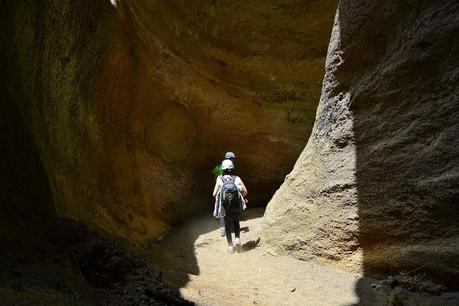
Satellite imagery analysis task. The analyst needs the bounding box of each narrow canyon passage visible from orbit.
[1,0,458,305]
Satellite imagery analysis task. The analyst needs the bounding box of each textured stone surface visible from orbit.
[0,0,336,242]
[261,0,459,285]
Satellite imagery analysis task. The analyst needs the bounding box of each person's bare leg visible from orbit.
[220,218,226,237]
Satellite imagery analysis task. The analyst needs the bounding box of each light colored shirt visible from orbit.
[213,175,247,197]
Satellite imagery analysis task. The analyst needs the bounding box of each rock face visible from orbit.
[261,0,459,285]
[0,0,336,242]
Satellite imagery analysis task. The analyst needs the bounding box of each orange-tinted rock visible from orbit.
[1,0,336,242]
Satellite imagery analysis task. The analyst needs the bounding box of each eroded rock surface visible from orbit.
[1,0,336,242]
[261,0,459,285]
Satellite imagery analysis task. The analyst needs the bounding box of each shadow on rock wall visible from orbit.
[333,1,459,303]
[0,90,57,242]
[0,0,58,238]
[241,0,458,304]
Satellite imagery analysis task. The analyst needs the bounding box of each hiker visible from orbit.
[212,151,236,178]
[212,159,248,253]
[212,152,237,236]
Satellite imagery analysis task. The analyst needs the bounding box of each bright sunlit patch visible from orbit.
[109,0,117,7]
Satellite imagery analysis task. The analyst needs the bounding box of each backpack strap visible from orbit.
[221,175,236,183]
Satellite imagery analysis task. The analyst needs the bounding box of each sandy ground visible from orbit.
[147,208,459,306]
[148,208,368,305]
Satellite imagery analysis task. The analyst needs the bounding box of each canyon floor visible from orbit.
[148,208,459,306]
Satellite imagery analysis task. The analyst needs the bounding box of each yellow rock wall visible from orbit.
[1,0,336,242]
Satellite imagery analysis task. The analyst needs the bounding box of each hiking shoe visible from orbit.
[234,238,242,253]
[220,228,226,237]
[228,245,235,254]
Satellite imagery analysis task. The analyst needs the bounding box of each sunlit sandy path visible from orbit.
[147,208,376,306]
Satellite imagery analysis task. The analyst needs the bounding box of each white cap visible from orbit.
[225,152,236,159]
[221,159,234,170]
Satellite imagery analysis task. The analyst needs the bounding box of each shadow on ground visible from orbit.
[242,237,261,252]
[146,206,265,290]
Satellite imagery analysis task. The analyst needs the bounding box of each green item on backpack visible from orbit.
[212,164,223,178]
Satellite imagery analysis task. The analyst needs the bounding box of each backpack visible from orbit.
[220,175,239,211]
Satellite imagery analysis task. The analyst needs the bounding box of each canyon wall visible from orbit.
[261,0,459,284]
[1,0,336,242]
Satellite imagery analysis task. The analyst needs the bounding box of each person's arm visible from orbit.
[212,177,221,197]
[237,177,248,197]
